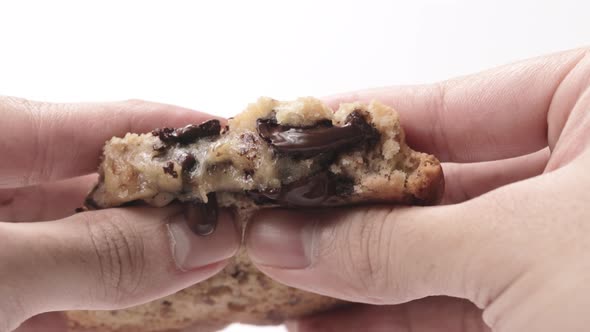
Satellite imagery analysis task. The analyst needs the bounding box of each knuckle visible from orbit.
[0,289,28,332]
[1,97,45,186]
[122,98,149,108]
[82,211,146,306]
[118,99,156,133]
[334,208,399,303]
[431,81,455,161]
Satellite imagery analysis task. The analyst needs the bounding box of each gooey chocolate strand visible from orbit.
[152,120,220,236]
[184,193,218,236]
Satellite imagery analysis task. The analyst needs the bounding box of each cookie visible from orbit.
[67,97,444,331]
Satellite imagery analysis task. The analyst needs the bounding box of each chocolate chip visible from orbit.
[119,200,145,207]
[183,193,218,236]
[230,269,249,284]
[243,169,254,179]
[74,207,85,213]
[162,162,178,178]
[83,196,100,210]
[180,154,197,194]
[153,119,221,145]
[162,300,172,306]
[313,119,334,127]
[345,110,381,146]
[83,184,102,210]
[227,302,246,312]
[181,154,197,173]
[256,111,379,158]
[152,127,173,137]
[332,173,355,197]
[175,120,221,144]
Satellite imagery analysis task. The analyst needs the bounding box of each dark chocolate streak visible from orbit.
[256,111,379,158]
[152,119,221,145]
[184,193,218,236]
[162,162,178,178]
[247,172,354,207]
[181,153,197,193]
[83,196,100,210]
[181,154,197,173]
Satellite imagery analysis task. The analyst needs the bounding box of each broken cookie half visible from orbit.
[67,97,444,332]
[85,97,443,229]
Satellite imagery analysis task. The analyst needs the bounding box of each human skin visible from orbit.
[0,100,241,331]
[3,47,590,332]
[246,48,590,332]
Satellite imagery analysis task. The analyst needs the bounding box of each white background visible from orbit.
[1,1,588,331]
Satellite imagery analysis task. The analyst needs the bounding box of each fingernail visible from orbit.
[167,210,239,271]
[246,210,314,269]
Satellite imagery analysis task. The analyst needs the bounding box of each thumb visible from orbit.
[0,206,239,330]
[245,201,523,307]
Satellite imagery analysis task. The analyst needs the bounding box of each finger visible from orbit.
[245,172,553,308]
[246,205,471,305]
[0,98,220,188]
[0,174,97,222]
[13,312,67,332]
[0,206,240,330]
[323,48,587,163]
[546,52,590,170]
[441,148,549,204]
[287,297,489,332]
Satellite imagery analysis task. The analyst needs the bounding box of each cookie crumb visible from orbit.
[163,162,178,178]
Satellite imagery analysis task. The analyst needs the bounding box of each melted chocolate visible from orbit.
[256,111,379,157]
[181,154,197,173]
[184,193,218,236]
[83,196,100,210]
[247,172,354,207]
[181,154,197,193]
[152,119,221,145]
[119,200,145,207]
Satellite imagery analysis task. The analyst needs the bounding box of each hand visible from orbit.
[0,99,240,331]
[246,48,590,332]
